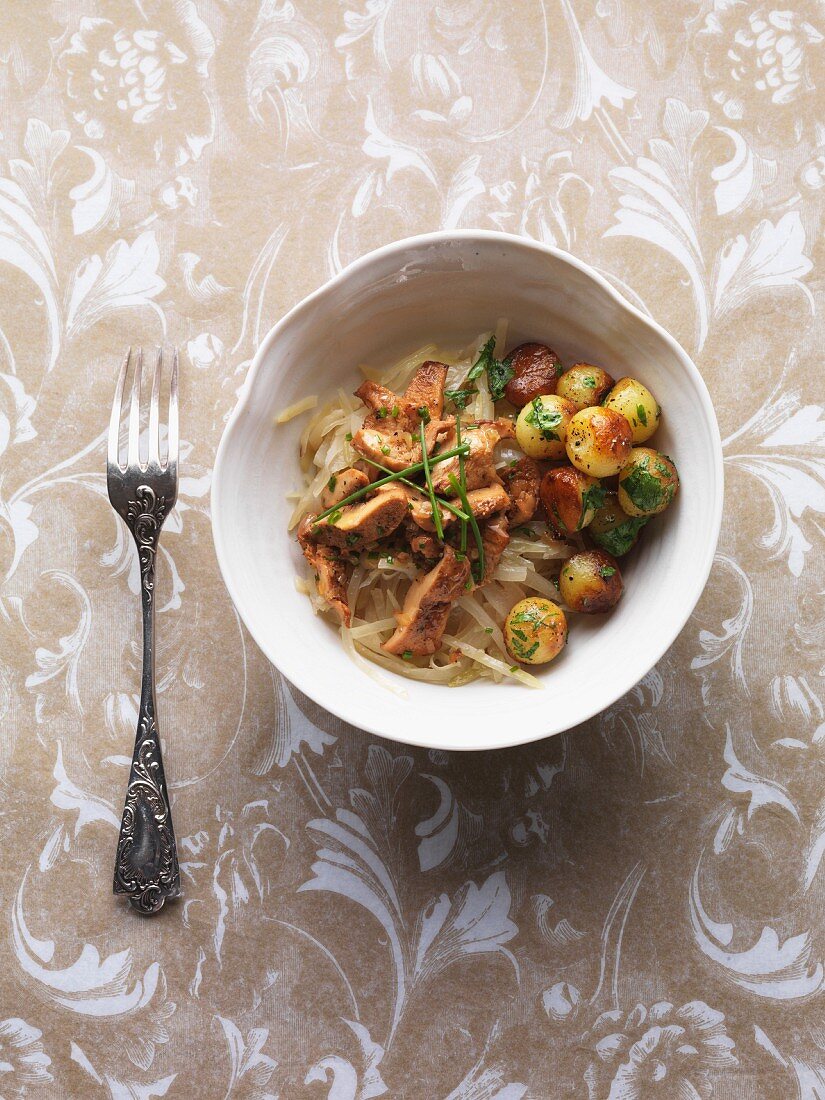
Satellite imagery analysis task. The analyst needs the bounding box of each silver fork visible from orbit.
[107,347,181,914]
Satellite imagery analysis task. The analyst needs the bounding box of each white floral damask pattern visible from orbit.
[0,1,822,1097]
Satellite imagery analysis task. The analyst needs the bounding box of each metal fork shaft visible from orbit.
[112,485,181,914]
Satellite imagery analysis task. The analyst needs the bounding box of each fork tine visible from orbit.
[108,348,131,468]
[167,347,179,468]
[148,347,162,465]
[126,347,143,467]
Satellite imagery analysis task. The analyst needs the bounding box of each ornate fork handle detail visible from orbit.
[113,484,181,914]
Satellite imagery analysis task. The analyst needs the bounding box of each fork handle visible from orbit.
[113,485,181,914]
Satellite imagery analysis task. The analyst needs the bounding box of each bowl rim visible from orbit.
[211,229,724,749]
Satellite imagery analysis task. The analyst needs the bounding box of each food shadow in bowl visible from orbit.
[212,232,723,752]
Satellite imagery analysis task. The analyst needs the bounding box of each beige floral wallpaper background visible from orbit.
[0,0,823,1097]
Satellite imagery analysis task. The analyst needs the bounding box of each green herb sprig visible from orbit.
[357,454,469,523]
[420,421,444,541]
[455,415,468,554]
[312,443,470,525]
[448,473,485,584]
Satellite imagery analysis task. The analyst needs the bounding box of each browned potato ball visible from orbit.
[515,394,578,460]
[565,407,632,477]
[503,343,563,408]
[540,466,606,534]
[603,377,660,443]
[588,494,649,556]
[618,448,680,517]
[556,363,614,411]
[558,550,623,613]
[504,597,568,665]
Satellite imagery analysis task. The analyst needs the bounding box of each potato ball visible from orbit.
[618,448,679,517]
[588,494,649,556]
[504,597,568,665]
[504,343,563,408]
[540,466,606,534]
[515,394,577,460]
[603,377,660,443]
[558,550,623,613]
[565,407,632,477]
[556,363,614,411]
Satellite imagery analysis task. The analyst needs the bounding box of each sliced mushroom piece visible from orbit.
[320,467,370,511]
[500,457,542,525]
[311,484,409,548]
[475,517,511,587]
[297,517,352,625]
[403,360,448,420]
[431,422,508,494]
[383,545,471,656]
[351,427,415,471]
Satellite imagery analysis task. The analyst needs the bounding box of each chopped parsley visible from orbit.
[467,335,496,382]
[327,475,337,492]
[488,355,514,401]
[345,431,353,441]
[599,565,616,578]
[525,397,563,441]
[445,387,477,409]
[621,455,666,512]
[464,578,473,590]
[401,650,413,660]
[583,375,597,388]
[591,514,649,556]
[580,482,607,526]
[637,404,648,427]
[450,335,514,405]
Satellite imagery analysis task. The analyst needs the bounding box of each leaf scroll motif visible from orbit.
[605,98,710,348]
[125,486,166,604]
[301,748,519,1047]
[113,716,181,914]
[724,385,825,577]
[65,232,167,341]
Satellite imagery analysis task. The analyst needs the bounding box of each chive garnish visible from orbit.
[420,421,444,541]
[456,415,468,555]
[357,454,469,522]
[311,443,470,525]
[448,472,485,583]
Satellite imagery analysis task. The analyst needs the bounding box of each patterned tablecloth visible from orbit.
[1,1,823,1097]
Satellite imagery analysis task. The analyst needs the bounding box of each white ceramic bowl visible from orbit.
[212,232,723,751]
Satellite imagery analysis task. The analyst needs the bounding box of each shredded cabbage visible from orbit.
[290,330,573,689]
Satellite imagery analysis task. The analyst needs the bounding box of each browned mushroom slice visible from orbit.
[500,457,542,525]
[350,427,415,471]
[355,380,404,431]
[383,546,471,656]
[297,517,352,625]
[476,517,510,587]
[403,361,448,420]
[356,362,449,433]
[407,483,510,532]
[320,467,370,511]
[311,484,409,548]
[431,423,506,493]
